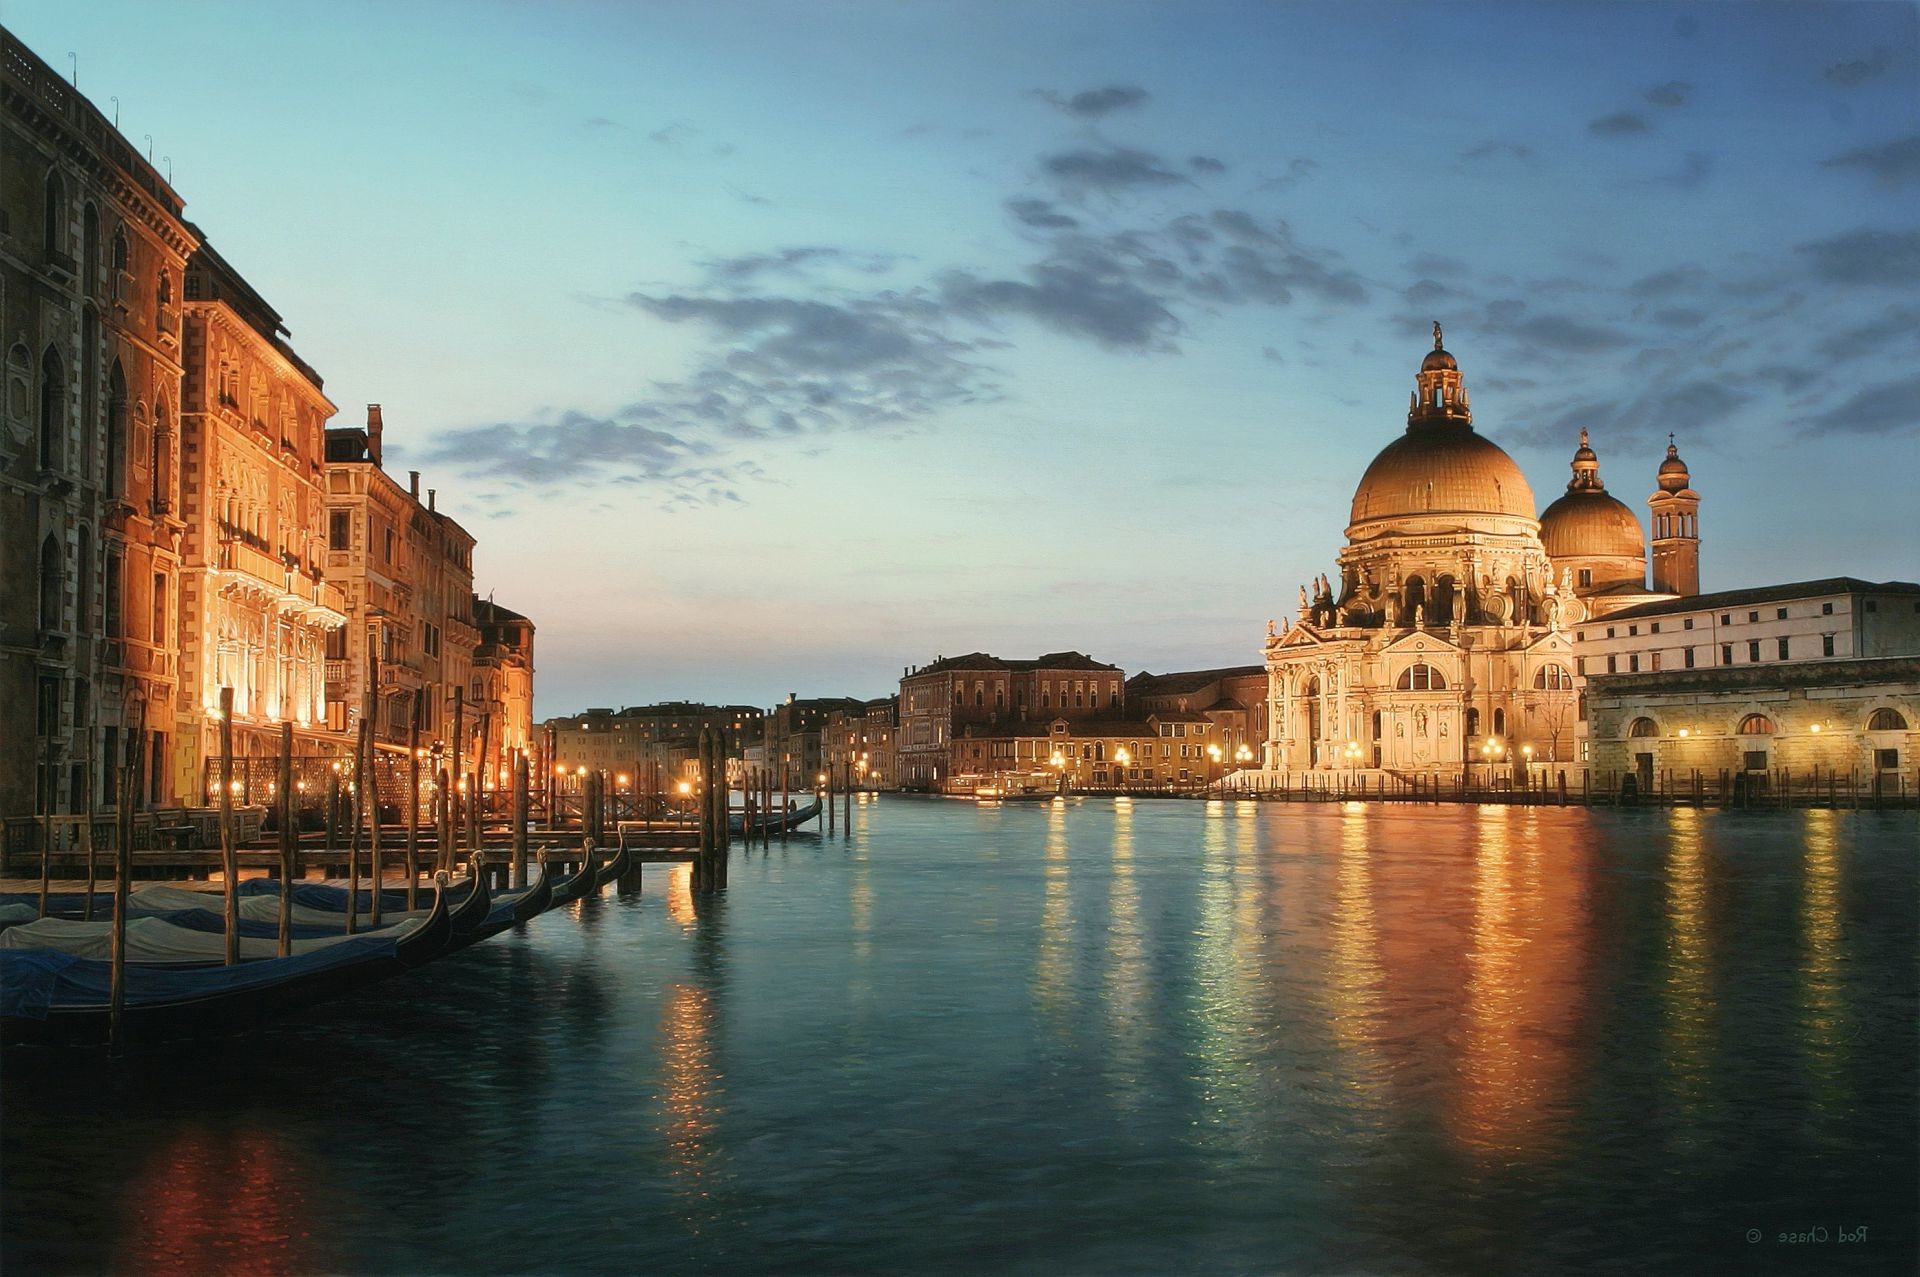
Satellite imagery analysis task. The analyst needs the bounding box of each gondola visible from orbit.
[441,860,552,955]
[1,879,451,1047]
[593,842,631,890]
[542,846,600,907]
[730,796,822,836]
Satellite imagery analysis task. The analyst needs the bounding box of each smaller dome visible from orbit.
[1572,427,1597,465]
[1421,347,1457,372]
[1540,489,1646,560]
[1658,438,1690,492]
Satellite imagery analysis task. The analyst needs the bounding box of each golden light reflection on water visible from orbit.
[1032,799,1072,1024]
[1662,807,1711,1123]
[1104,798,1149,1109]
[1799,810,1848,1104]
[1189,802,1253,1145]
[118,1125,310,1276]
[661,980,718,1209]
[850,830,873,964]
[1327,805,1387,1117]
[667,863,695,929]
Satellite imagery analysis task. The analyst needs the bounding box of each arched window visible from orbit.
[6,344,28,427]
[1628,717,1658,738]
[1493,708,1506,737]
[38,346,64,470]
[82,204,99,296]
[1867,708,1908,731]
[80,314,97,481]
[1738,714,1775,735]
[1404,576,1426,625]
[1396,663,1446,691]
[1467,706,1481,736]
[1534,664,1573,690]
[110,226,129,273]
[74,526,91,632]
[157,269,172,307]
[151,395,173,514]
[1432,574,1456,625]
[106,361,127,497]
[38,534,62,632]
[43,172,64,252]
[1094,742,1105,761]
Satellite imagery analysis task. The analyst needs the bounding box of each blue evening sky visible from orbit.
[10,1,1917,713]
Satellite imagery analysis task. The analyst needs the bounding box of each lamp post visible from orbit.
[1520,743,1533,791]
[1343,739,1362,791]
[1115,747,1130,793]
[1050,750,1068,795]
[1206,743,1221,794]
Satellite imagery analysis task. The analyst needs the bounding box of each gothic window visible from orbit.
[38,346,64,470]
[6,344,28,427]
[1628,717,1658,738]
[110,226,129,273]
[1396,663,1445,691]
[38,534,62,632]
[74,526,91,632]
[106,360,126,497]
[1867,709,1908,731]
[1737,714,1775,735]
[43,172,64,253]
[82,204,99,296]
[151,395,173,515]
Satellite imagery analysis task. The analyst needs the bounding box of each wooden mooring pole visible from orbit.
[279,722,295,956]
[219,686,238,965]
[512,750,529,888]
[367,724,384,927]
[80,725,96,920]
[109,761,134,1054]
[348,716,366,936]
[406,696,420,910]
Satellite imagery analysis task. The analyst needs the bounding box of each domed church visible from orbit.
[1261,324,1701,772]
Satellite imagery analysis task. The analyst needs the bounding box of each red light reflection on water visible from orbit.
[115,1124,312,1276]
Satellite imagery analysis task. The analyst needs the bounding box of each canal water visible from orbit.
[2,797,1914,1275]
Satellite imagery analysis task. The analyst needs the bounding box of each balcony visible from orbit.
[156,306,178,347]
[213,538,347,624]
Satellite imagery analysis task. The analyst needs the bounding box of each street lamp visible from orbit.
[1206,743,1222,793]
[1342,739,1362,788]
[1115,746,1131,792]
[1050,750,1068,795]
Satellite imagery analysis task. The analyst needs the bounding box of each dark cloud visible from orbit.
[1040,145,1188,191]
[1261,346,1286,364]
[1188,155,1227,174]
[1508,379,1750,450]
[1404,279,1457,306]
[1253,157,1319,191]
[1588,112,1650,137]
[1627,264,1711,298]
[1006,197,1080,230]
[698,246,902,285]
[1650,307,1708,328]
[1794,228,1920,285]
[1409,253,1471,278]
[940,245,1182,351]
[1648,151,1714,188]
[1511,314,1632,353]
[1039,85,1151,119]
[649,121,698,146]
[1825,49,1894,88]
[583,116,629,133]
[1813,305,1920,362]
[1820,136,1920,187]
[1459,140,1535,163]
[1644,81,1692,108]
[1800,374,1920,436]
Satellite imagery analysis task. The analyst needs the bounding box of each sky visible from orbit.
[9,1,1917,715]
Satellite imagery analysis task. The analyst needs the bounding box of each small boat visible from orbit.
[593,843,632,890]
[1,879,451,1047]
[443,860,552,955]
[730,797,821,836]
[542,846,600,907]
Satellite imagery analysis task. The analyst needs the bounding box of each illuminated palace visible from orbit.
[1261,325,1700,774]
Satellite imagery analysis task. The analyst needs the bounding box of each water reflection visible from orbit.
[1103,798,1149,1111]
[1031,799,1073,1028]
[117,1125,311,1276]
[1662,807,1712,1128]
[1326,805,1387,1123]
[1799,810,1848,1106]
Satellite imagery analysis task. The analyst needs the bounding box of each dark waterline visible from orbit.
[3,798,1915,1275]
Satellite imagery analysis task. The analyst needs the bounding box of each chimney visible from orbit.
[428,488,436,512]
[408,470,420,498]
[365,404,383,466]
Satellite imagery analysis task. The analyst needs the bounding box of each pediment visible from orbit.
[1380,628,1458,657]
[1524,629,1574,655]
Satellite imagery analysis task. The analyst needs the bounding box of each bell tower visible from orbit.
[1648,435,1700,596]
[1407,321,1472,429]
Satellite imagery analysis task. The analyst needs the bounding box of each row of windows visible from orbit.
[1586,632,1842,676]
[1587,597,1915,644]
[1629,709,1907,737]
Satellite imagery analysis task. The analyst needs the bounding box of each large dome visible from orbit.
[1539,489,1645,559]
[1349,428,1537,524]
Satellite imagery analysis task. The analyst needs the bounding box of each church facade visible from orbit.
[1261,326,1699,774]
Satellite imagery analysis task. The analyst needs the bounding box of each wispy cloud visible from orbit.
[1824,48,1894,88]
[1588,111,1650,137]
[1037,84,1151,119]
[1794,227,1920,284]
[1820,136,1920,187]
[1800,374,1920,437]
[1644,81,1692,108]
[1040,145,1189,191]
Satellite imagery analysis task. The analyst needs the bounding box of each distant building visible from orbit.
[763,695,865,790]
[1580,579,1920,791]
[544,701,764,794]
[471,597,535,789]
[822,694,900,790]
[897,651,1124,789]
[324,408,477,761]
[945,711,1229,792]
[1126,666,1268,772]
